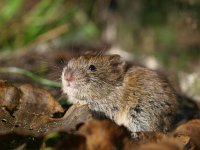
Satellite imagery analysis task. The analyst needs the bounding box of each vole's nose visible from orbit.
[65,72,73,81]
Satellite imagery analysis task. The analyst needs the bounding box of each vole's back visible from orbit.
[117,66,178,133]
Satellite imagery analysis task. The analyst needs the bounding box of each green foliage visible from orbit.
[0,0,100,50]
[0,0,23,23]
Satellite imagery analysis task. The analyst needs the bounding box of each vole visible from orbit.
[61,55,178,136]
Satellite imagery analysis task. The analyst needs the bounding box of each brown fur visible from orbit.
[62,55,178,136]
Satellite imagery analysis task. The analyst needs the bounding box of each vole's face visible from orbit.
[62,55,126,100]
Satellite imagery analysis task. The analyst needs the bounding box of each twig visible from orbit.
[0,67,61,87]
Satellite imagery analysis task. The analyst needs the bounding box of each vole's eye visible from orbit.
[89,65,97,72]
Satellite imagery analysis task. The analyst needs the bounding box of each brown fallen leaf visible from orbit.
[79,119,130,150]
[53,132,87,150]
[172,119,200,149]
[0,107,15,134]
[173,135,195,150]
[0,80,21,111]
[136,131,165,143]
[123,132,166,150]
[28,104,92,136]
[12,83,65,136]
[137,137,184,150]
[0,80,92,137]
[18,84,64,115]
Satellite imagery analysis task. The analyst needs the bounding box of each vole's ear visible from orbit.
[109,55,126,70]
[110,55,124,65]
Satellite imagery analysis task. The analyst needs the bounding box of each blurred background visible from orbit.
[0,0,199,102]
